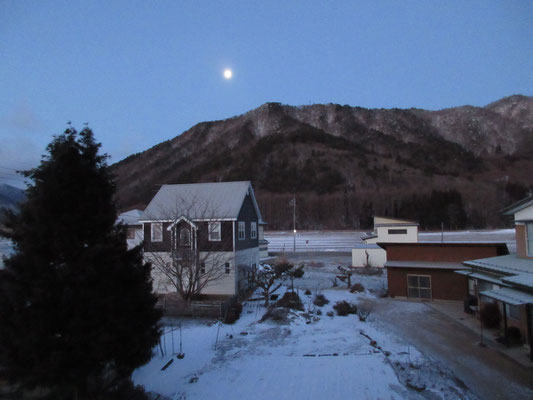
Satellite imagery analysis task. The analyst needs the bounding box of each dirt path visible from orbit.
[372,299,533,400]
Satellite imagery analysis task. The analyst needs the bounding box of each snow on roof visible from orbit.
[501,273,533,290]
[384,261,467,270]
[464,254,533,276]
[116,209,143,225]
[455,270,509,286]
[373,216,419,226]
[140,181,263,222]
[480,287,533,305]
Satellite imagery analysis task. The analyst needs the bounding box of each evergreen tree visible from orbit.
[0,127,161,398]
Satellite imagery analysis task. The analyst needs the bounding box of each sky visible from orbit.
[1,0,533,188]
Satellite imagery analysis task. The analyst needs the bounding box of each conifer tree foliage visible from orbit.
[0,127,161,398]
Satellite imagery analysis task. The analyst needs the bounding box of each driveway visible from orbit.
[372,299,533,400]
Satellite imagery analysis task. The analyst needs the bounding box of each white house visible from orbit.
[353,216,418,268]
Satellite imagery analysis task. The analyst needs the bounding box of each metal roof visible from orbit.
[116,209,143,225]
[455,270,509,286]
[463,254,533,276]
[501,273,533,290]
[500,195,533,216]
[480,287,533,305]
[140,181,263,222]
[384,261,467,270]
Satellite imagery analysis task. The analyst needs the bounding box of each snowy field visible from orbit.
[133,287,478,400]
[133,257,482,400]
[265,229,516,253]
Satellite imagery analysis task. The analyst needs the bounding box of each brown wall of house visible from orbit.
[387,267,468,301]
[386,244,505,262]
[235,194,259,250]
[144,222,172,252]
[515,225,527,258]
[197,221,234,252]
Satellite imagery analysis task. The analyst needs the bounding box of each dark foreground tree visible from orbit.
[0,127,161,399]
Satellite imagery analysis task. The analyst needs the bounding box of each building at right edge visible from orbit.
[460,195,533,362]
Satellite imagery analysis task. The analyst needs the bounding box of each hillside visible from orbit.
[0,184,25,212]
[111,95,533,230]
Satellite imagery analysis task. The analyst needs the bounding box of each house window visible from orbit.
[200,262,206,275]
[208,222,221,241]
[407,275,431,299]
[151,223,163,242]
[225,262,231,274]
[527,223,533,256]
[389,229,407,235]
[251,222,257,239]
[180,228,191,247]
[238,221,245,240]
[126,227,136,239]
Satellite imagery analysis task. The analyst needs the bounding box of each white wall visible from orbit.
[365,225,418,243]
[126,226,144,249]
[235,247,260,294]
[352,248,386,267]
[515,204,533,222]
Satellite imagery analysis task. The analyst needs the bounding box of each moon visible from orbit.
[223,69,233,79]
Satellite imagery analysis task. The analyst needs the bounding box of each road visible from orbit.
[265,229,516,253]
[372,299,533,400]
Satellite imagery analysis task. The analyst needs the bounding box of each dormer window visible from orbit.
[180,227,191,247]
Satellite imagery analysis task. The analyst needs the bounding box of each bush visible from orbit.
[480,302,501,328]
[313,294,329,307]
[333,301,358,316]
[224,302,243,324]
[275,291,304,311]
[304,289,312,296]
[350,283,365,293]
[326,311,334,317]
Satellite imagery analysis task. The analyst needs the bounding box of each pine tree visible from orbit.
[0,127,161,398]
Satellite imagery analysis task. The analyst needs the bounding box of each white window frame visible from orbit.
[238,221,245,240]
[126,227,136,239]
[151,222,163,242]
[406,274,432,299]
[208,222,221,241]
[251,222,257,239]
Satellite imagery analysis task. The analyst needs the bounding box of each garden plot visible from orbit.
[133,288,478,400]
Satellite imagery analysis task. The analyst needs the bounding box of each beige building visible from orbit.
[363,216,419,244]
[353,216,418,268]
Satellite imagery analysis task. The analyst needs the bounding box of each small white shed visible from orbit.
[352,244,387,268]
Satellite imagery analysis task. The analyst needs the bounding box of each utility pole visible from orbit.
[292,196,296,252]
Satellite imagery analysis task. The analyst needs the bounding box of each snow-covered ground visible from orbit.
[133,257,480,400]
[133,286,479,400]
[265,229,516,253]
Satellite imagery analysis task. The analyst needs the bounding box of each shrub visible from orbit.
[326,311,334,317]
[275,291,304,311]
[350,283,365,293]
[333,301,358,316]
[224,302,243,324]
[480,302,501,328]
[313,294,329,307]
[304,289,312,296]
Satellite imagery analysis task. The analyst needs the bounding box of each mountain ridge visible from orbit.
[111,95,533,230]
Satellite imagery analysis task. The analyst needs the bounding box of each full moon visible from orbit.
[223,69,233,79]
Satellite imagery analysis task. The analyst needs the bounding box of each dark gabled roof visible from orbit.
[500,195,533,216]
